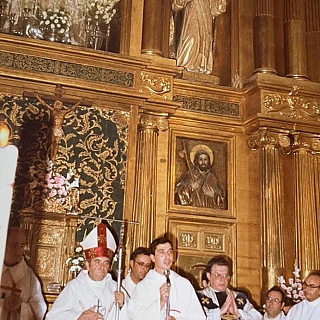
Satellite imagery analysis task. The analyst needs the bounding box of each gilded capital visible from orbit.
[248,128,291,153]
[138,113,169,132]
[291,132,320,154]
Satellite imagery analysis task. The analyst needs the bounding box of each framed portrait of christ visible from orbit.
[169,131,235,218]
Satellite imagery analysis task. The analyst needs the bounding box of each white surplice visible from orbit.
[46,270,126,320]
[127,269,206,320]
[286,298,320,320]
[0,259,47,320]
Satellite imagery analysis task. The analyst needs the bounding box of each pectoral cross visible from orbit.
[221,312,238,320]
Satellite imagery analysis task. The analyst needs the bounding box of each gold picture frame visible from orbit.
[169,130,235,217]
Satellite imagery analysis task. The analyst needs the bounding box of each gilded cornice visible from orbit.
[263,86,320,122]
[0,50,134,88]
[173,94,240,117]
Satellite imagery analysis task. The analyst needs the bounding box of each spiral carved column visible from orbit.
[284,0,309,79]
[248,129,285,294]
[132,112,169,248]
[292,133,320,278]
[253,0,277,74]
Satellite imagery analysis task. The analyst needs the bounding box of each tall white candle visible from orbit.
[0,145,18,276]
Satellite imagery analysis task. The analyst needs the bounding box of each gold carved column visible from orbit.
[284,0,309,79]
[305,0,320,82]
[141,0,165,56]
[132,111,169,248]
[20,210,78,294]
[248,128,286,294]
[253,0,277,74]
[292,133,320,278]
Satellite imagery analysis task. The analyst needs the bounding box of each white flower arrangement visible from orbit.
[278,265,305,303]
[66,246,85,276]
[83,0,120,25]
[39,8,71,34]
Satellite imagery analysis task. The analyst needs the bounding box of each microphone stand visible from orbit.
[163,270,171,320]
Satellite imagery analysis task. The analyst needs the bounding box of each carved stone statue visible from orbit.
[175,143,225,208]
[172,0,227,74]
[35,93,82,162]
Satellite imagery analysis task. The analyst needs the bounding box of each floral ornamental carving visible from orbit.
[178,232,198,248]
[263,86,320,121]
[204,233,224,251]
[140,72,171,100]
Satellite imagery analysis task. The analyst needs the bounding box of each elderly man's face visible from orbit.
[86,256,110,281]
[197,154,210,171]
[302,275,320,302]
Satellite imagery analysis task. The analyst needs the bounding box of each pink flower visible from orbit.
[49,189,57,197]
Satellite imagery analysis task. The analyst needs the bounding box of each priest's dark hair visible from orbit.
[206,255,233,276]
[150,237,173,255]
[266,285,286,302]
[130,247,151,261]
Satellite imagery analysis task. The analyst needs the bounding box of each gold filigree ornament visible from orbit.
[263,86,320,121]
[140,72,171,100]
[221,312,238,320]
[278,135,291,148]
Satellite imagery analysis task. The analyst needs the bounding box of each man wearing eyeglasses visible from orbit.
[286,270,320,319]
[122,247,152,298]
[263,286,286,319]
[197,255,262,320]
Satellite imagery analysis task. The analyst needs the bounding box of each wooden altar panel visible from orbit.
[168,217,236,290]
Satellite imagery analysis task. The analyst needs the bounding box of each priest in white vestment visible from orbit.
[0,227,47,320]
[46,223,126,320]
[286,270,320,320]
[127,236,206,320]
[122,247,151,299]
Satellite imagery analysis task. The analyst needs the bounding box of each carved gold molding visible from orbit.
[139,72,171,100]
[291,132,320,154]
[248,128,292,153]
[178,232,198,248]
[204,233,225,252]
[248,128,320,154]
[263,86,320,121]
[138,112,169,132]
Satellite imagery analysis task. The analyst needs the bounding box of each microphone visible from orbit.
[163,270,171,320]
[163,269,171,287]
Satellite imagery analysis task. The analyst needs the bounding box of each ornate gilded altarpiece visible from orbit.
[1,92,129,292]
[1,93,128,235]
